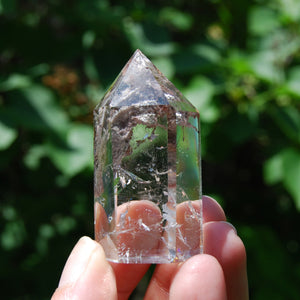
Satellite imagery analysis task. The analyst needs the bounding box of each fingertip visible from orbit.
[58,236,102,288]
[202,195,226,223]
[220,228,248,300]
[52,236,117,300]
[204,221,248,300]
[203,221,244,263]
[170,254,227,300]
[115,200,162,253]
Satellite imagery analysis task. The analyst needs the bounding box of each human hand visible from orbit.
[52,196,248,300]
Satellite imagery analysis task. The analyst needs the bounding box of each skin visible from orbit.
[52,196,249,300]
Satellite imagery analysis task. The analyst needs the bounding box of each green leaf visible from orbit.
[282,149,300,210]
[123,20,176,56]
[250,51,282,83]
[21,86,69,133]
[192,44,221,64]
[184,76,219,123]
[226,50,251,75]
[27,64,50,77]
[7,85,69,134]
[39,224,55,239]
[1,220,26,250]
[159,7,193,31]
[152,56,175,78]
[0,74,32,92]
[286,66,300,97]
[84,54,100,81]
[54,216,76,235]
[23,144,47,169]
[0,121,17,150]
[279,0,300,22]
[248,6,279,36]
[185,76,214,107]
[268,105,300,145]
[47,124,93,177]
[263,152,283,185]
[82,30,96,49]
[265,148,300,210]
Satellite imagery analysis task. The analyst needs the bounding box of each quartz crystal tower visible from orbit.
[94,50,202,263]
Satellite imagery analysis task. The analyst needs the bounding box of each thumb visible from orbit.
[52,236,117,300]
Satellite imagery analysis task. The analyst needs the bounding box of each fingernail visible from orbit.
[58,237,98,287]
[219,221,237,234]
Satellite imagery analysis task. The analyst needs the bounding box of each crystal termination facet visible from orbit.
[94,49,202,264]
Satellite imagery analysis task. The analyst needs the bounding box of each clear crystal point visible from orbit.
[94,49,202,263]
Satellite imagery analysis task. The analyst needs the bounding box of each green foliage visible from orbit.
[0,0,300,299]
[265,148,300,209]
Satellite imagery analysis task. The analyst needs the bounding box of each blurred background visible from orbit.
[1,0,300,299]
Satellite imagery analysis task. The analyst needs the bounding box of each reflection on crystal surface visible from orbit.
[94,50,202,263]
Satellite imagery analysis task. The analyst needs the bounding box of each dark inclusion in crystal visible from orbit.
[94,49,202,263]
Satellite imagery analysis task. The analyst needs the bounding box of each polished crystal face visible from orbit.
[94,50,202,263]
